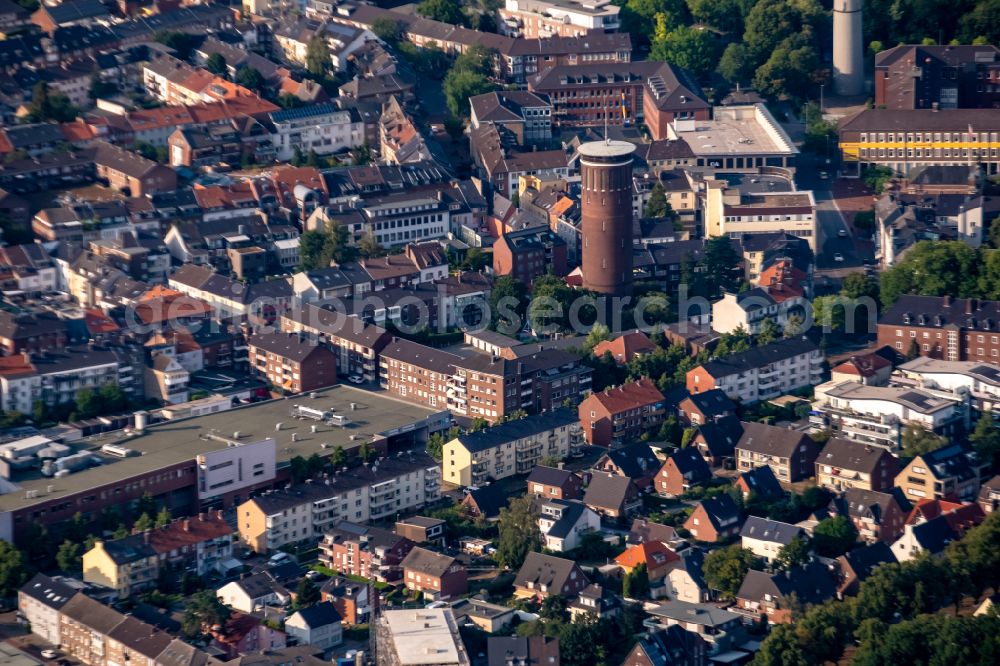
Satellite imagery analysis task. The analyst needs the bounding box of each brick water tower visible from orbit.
[580,139,635,297]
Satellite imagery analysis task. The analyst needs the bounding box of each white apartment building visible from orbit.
[704,184,818,253]
[894,356,1000,413]
[810,379,968,452]
[18,574,76,647]
[270,104,365,161]
[499,0,621,38]
[360,193,452,248]
[711,291,806,335]
[238,453,440,553]
[442,410,582,487]
[688,338,822,404]
[0,355,41,415]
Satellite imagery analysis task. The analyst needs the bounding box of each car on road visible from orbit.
[268,552,293,566]
[833,252,844,262]
[348,375,364,384]
[41,651,58,660]
[838,229,847,237]
[819,171,829,179]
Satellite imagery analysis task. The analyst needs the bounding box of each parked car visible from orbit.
[41,650,58,660]
[348,375,364,384]
[269,552,293,566]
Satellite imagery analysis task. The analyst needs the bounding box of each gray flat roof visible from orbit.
[579,139,636,158]
[0,386,442,513]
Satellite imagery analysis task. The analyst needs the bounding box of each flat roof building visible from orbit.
[376,609,470,666]
[0,386,448,545]
[666,104,798,172]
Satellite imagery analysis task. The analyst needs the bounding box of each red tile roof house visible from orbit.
[400,546,467,601]
[655,446,712,498]
[210,612,285,659]
[615,541,680,582]
[683,495,741,542]
[830,352,893,386]
[905,498,986,536]
[592,330,657,365]
[578,378,666,447]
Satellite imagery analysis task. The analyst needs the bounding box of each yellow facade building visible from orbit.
[839,109,1000,177]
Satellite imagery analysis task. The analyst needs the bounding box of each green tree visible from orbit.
[539,594,566,621]
[862,165,895,194]
[701,236,743,296]
[751,623,810,666]
[490,276,528,335]
[358,440,376,463]
[182,590,230,637]
[0,541,29,598]
[686,0,749,34]
[235,66,265,92]
[496,495,541,570]
[56,540,81,575]
[155,506,171,528]
[703,545,762,600]
[623,562,650,599]
[841,272,881,303]
[358,233,386,259]
[443,68,495,116]
[206,53,227,75]
[278,93,304,109]
[620,0,689,43]
[776,535,810,570]
[294,577,320,609]
[651,22,720,80]
[960,0,1000,45]
[643,182,669,218]
[717,42,751,83]
[716,325,752,357]
[416,0,469,25]
[970,415,1000,471]
[371,17,402,45]
[901,424,948,459]
[133,513,154,532]
[752,40,824,102]
[584,323,612,351]
[811,295,847,334]
[812,516,856,558]
[783,314,804,338]
[305,36,332,79]
[298,230,328,271]
[756,317,780,345]
[427,427,459,461]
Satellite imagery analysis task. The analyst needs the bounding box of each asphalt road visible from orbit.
[793,151,872,273]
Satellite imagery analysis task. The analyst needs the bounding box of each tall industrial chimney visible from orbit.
[579,139,635,297]
[833,0,864,96]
